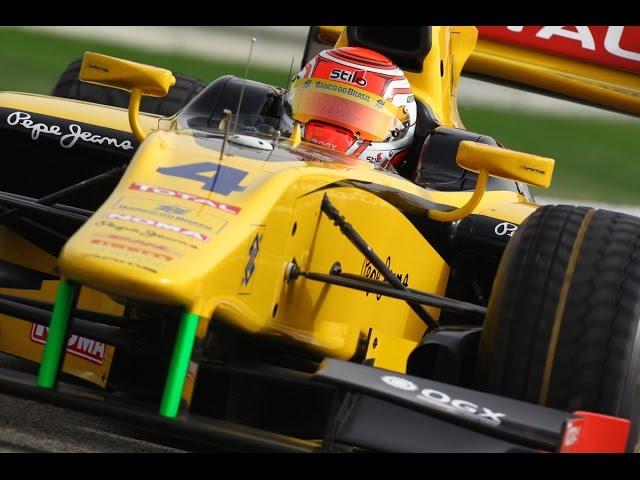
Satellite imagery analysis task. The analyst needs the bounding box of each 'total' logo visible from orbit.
[130,182,241,215]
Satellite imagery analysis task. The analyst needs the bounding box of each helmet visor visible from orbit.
[288,78,408,142]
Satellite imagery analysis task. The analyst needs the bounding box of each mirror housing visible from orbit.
[80,52,176,97]
[428,141,555,222]
[456,141,554,188]
[79,52,176,142]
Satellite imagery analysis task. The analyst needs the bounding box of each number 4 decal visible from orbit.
[157,162,248,195]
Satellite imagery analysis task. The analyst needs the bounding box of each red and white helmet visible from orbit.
[283,47,417,168]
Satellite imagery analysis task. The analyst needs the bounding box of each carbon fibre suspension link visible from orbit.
[320,194,439,331]
[0,164,127,226]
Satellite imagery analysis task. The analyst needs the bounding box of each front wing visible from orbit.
[0,358,628,452]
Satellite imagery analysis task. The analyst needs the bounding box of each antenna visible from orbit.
[276,56,296,135]
[209,108,233,196]
[265,129,281,163]
[232,37,257,136]
[284,56,296,97]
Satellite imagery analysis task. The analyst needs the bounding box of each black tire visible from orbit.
[51,59,207,117]
[476,205,640,451]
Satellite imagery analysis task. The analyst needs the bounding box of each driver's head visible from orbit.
[283,47,416,168]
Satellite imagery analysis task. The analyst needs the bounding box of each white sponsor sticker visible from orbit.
[416,388,506,425]
[30,324,105,365]
[106,212,210,242]
[494,222,518,237]
[381,375,419,391]
[563,421,582,447]
[7,111,134,151]
[380,375,506,425]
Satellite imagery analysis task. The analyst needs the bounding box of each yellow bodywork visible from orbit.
[57,127,537,366]
[467,38,640,116]
[0,28,552,391]
[318,26,640,116]
[334,26,477,127]
[457,141,554,189]
[80,52,176,98]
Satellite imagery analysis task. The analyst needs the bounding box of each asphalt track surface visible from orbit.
[0,392,185,452]
[0,355,186,453]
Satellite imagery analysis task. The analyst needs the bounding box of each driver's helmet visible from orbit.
[282,47,417,168]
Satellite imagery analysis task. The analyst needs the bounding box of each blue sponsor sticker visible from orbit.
[156,162,248,196]
[156,205,191,215]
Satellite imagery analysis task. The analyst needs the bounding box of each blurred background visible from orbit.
[1,26,639,211]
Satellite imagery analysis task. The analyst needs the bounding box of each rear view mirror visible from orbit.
[79,52,176,142]
[456,141,554,188]
[80,52,175,97]
[428,141,555,222]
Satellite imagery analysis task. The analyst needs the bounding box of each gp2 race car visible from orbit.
[0,25,638,452]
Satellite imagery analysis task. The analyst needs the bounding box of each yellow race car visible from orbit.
[0,26,638,452]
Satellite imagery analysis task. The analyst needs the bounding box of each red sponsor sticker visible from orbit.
[91,238,174,261]
[30,323,105,365]
[129,182,241,215]
[560,411,631,453]
[104,234,181,254]
[477,26,640,74]
[106,212,210,243]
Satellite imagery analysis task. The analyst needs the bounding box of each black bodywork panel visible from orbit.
[316,359,571,451]
[336,395,535,452]
[0,107,137,202]
[0,107,137,255]
[415,125,531,198]
[0,260,57,289]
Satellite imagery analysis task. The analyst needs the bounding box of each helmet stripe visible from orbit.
[352,140,372,156]
[385,87,413,100]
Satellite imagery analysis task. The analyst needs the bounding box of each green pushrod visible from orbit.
[37,280,79,389]
[159,311,200,418]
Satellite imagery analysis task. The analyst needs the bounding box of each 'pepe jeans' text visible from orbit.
[7,111,134,151]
